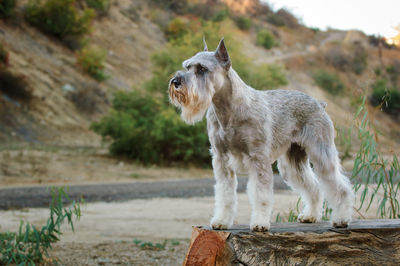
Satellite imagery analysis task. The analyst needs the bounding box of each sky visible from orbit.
[265,0,400,37]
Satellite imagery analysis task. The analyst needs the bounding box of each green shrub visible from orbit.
[25,0,94,38]
[351,44,368,75]
[236,63,287,90]
[0,0,16,18]
[256,29,277,49]
[312,70,344,95]
[0,42,9,67]
[266,13,285,27]
[165,17,189,40]
[275,8,299,28]
[0,187,82,265]
[91,91,210,165]
[85,0,110,14]
[76,45,108,81]
[370,78,400,116]
[212,8,229,22]
[234,16,252,30]
[386,60,400,85]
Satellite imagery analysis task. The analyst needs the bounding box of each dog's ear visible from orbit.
[215,38,231,70]
[203,36,208,51]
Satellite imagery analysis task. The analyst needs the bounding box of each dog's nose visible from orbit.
[172,77,181,88]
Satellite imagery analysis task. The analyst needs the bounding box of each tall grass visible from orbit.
[0,187,82,265]
[352,96,400,218]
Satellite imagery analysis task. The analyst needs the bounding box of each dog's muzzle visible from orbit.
[169,74,188,105]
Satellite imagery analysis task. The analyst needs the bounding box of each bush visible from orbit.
[370,78,400,116]
[275,8,299,28]
[76,45,108,81]
[386,60,400,85]
[165,17,189,40]
[256,29,276,49]
[25,0,94,38]
[312,70,344,95]
[212,8,229,22]
[0,0,15,18]
[266,13,285,27]
[91,91,210,165]
[234,16,252,30]
[85,0,110,15]
[0,43,9,68]
[324,46,350,71]
[351,42,368,75]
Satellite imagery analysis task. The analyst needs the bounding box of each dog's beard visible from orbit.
[169,82,213,125]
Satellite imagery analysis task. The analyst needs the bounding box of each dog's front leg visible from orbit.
[247,161,274,232]
[210,155,238,230]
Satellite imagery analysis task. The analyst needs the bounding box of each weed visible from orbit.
[352,96,400,218]
[266,13,285,27]
[336,126,352,160]
[85,0,110,14]
[0,187,82,265]
[312,70,344,95]
[370,79,400,117]
[76,45,108,81]
[256,29,277,50]
[133,239,167,250]
[234,16,252,30]
[165,17,189,40]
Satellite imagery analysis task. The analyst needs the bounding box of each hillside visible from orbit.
[0,0,399,185]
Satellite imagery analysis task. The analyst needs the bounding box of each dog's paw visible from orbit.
[210,217,230,230]
[298,214,318,223]
[211,223,228,230]
[332,220,349,228]
[250,223,270,232]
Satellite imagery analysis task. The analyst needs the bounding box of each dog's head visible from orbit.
[168,38,231,124]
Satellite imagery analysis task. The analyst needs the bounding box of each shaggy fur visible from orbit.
[168,38,354,231]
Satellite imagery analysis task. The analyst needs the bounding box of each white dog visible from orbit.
[169,38,354,231]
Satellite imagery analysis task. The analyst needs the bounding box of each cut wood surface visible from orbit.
[183,219,400,266]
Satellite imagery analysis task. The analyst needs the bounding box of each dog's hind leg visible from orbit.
[278,143,323,223]
[307,142,354,228]
[210,154,238,230]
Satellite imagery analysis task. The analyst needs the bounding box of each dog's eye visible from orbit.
[197,66,208,74]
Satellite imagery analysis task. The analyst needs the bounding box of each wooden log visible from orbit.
[183,219,400,265]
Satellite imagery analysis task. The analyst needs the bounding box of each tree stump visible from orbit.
[183,219,400,265]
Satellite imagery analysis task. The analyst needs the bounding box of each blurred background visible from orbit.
[0,0,399,264]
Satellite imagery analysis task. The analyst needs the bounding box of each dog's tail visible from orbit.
[319,100,327,109]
